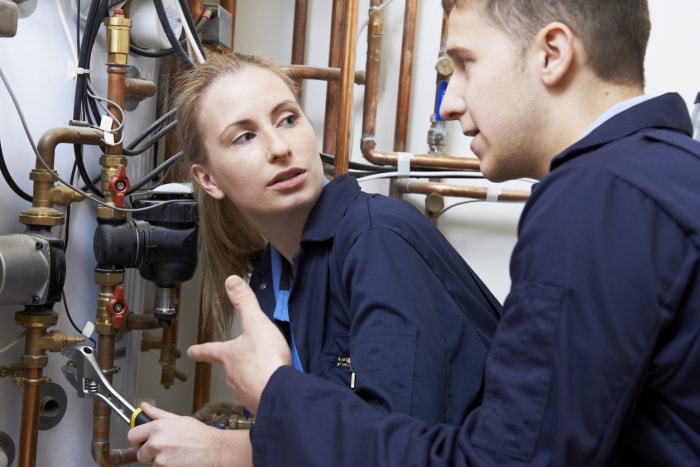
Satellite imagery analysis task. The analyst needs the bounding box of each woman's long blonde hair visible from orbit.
[174,52,300,338]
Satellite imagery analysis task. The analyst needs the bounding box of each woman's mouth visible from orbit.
[269,169,306,189]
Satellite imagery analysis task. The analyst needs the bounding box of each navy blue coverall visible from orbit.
[249,93,700,466]
[249,175,501,426]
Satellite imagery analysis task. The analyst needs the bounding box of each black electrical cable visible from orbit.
[127,151,184,194]
[0,140,32,202]
[72,0,109,197]
[129,44,175,58]
[123,120,177,156]
[130,11,212,59]
[153,0,195,70]
[125,108,176,150]
[177,0,206,59]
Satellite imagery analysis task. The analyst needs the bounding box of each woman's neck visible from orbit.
[254,209,309,263]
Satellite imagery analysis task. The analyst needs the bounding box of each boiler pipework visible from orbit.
[333,0,361,176]
[10,124,103,467]
[90,9,140,466]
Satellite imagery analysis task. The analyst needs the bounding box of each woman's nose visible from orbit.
[267,130,292,161]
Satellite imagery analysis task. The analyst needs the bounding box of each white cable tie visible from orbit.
[75,67,90,75]
[82,321,95,339]
[100,115,115,146]
[486,185,503,202]
[397,152,412,178]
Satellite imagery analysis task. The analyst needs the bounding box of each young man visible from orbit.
[187,0,700,465]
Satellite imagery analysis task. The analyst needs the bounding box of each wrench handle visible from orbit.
[130,408,153,427]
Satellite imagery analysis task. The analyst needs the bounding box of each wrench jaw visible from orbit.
[60,344,135,425]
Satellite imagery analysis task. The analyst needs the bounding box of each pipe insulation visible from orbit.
[0,0,18,37]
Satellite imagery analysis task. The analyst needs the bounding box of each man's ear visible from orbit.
[192,163,226,199]
[535,22,575,87]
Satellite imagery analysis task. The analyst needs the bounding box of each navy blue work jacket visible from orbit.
[248,175,501,425]
[250,93,700,466]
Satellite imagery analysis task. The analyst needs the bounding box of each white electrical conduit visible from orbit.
[175,0,205,64]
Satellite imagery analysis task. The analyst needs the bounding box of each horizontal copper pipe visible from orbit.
[124,77,156,101]
[394,178,530,202]
[124,312,160,331]
[362,143,482,171]
[286,65,365,84]
[37,127,104,170]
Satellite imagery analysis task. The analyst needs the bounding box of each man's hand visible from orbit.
[127,402,252,467]
[188,275,292,414]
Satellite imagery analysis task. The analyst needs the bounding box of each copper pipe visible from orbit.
[287,65,365,84]
[333,0,361,176]
[192,286,212,413]
[20,126,102,227]
[186,0,204,23]
[394,179,531,202]
[15,311,84,467]
[160,286,186,389]
[124,77,157,102]
[36,127,105,171]
[394,0,418,152]
[292,0,308,67]
[356,2,485,175]
[322,0,345,156]
[105,65,128,156]
[17,367,41,467]
[124,312,160,331]
[360,0,383,164]
[219,0,237,51]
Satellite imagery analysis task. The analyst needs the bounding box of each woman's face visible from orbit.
[192,66,324,224]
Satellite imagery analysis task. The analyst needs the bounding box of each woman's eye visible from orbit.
[279,113,298,127]
[232,131,255,145]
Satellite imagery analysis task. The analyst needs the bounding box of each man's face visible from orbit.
[440,6,549,182]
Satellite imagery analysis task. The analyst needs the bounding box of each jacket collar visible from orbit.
[301,174,361,243]
[551,92,693,171]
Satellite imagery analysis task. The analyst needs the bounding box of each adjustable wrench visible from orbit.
[61,344,151,427]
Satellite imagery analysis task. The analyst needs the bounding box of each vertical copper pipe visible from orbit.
[105,66,127,156]
[91,334,115,466]
[192,286,212,413]
[393,0,418,152]
[219,0,237,51]
[186,0,204,23]
[333,0,361,176]
[292,0,308,66]
[291,0,309,97]
[435,14,450,111]
[322,0,344,157]
[360,0,384,160]
[17,367,42,467]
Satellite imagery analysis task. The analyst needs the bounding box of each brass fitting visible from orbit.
[435,56,454,78]
[94,271,125,335]
[18,169,64,227]
[14,312,84,369]
[98,155,128,220]
[104,9,131,66]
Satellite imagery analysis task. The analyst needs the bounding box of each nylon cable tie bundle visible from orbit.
[397,152,412,178]
[486,185,503,202]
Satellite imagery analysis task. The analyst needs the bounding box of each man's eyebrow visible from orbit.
[446,46,470,58]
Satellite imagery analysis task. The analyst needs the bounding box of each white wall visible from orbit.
[0,1,698,465]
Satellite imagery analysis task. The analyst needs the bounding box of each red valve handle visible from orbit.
[107,285,128,329]
[109,164,130,207]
